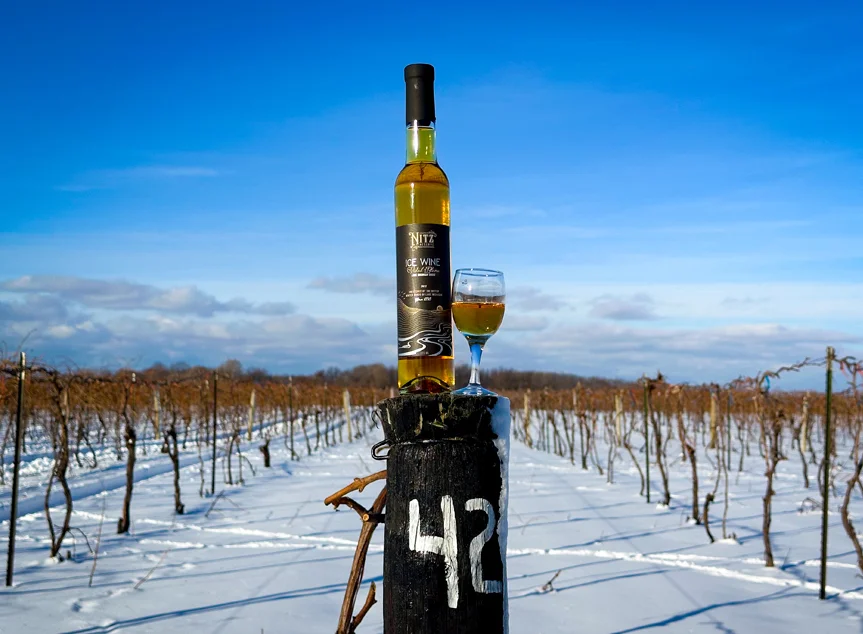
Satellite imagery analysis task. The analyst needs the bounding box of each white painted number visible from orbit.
[466,498,503,594]
[409,496,459,608]
[408,496,503,609]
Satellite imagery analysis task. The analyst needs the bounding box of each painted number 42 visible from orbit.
[408,496,503,609]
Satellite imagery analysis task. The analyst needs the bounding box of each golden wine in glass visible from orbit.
[451,268,505,396]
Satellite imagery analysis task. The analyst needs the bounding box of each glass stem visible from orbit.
[468,341,484,386]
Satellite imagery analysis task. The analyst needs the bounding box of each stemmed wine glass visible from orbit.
[451,269,506,396]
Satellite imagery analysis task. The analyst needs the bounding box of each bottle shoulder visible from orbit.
[395,162,449,187]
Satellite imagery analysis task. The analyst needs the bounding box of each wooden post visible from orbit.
[343,389,352,442]
[153,390,161,440]
[820,346,834,600]
[709,391,718,449]
[5,352,25,587]
[247,388,256,441]
[378,394,510,634]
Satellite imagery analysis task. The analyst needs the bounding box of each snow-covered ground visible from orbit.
[2,418,863,633]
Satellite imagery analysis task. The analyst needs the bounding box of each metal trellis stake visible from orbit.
[643,377,651,504]
[726,392,732,475]
[5,352,26,587]
[820,346,834,600]
[289,376,295,460]
[212,371,218,496]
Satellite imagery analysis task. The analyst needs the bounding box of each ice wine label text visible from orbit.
[405,257,441,275]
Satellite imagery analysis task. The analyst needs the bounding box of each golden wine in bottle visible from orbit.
[395,63,455,393]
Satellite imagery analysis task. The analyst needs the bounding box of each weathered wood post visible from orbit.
[153,389,161,440]
[343,388,353,443]
[247,388,256,441]
[378,393,510,634]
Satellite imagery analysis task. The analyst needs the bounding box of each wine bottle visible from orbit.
[395,63,455,393]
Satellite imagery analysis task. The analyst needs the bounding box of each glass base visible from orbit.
[452,384,498,397]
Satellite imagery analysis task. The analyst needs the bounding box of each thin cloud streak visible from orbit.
[55,165,222,191]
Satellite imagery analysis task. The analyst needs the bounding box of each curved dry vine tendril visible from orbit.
[837,357,862,393]
[324,471,387,634]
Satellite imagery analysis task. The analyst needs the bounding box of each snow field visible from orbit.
[2,413,863,633]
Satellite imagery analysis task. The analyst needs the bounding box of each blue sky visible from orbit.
[1,1,861,387]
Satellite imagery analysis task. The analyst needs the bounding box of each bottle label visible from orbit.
[396,223,453,358]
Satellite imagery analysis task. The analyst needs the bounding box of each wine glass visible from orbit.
[451,268,505,396]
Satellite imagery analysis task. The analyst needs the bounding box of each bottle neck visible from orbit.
[406,122,437,164]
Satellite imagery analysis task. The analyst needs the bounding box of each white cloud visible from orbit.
[0,294,70,322]
[36,312,380,371]
[497,321,857,386]
[507,286,568,312]
[3,272,860,388]
[1,276,295,317]
[308,273,393,296]
[588,293,659,321]
[501,315,548,332]
[46,325,76,339]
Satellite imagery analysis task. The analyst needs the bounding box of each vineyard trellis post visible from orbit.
[289,376,296,460]
[726,392,732,477]
[211,371,218,496]
[642,376,651,504]
[344,389,352,443]
[820,345,834,600]
[153,389,161,440]
[5,352,26,587]
[247,388,256,441]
